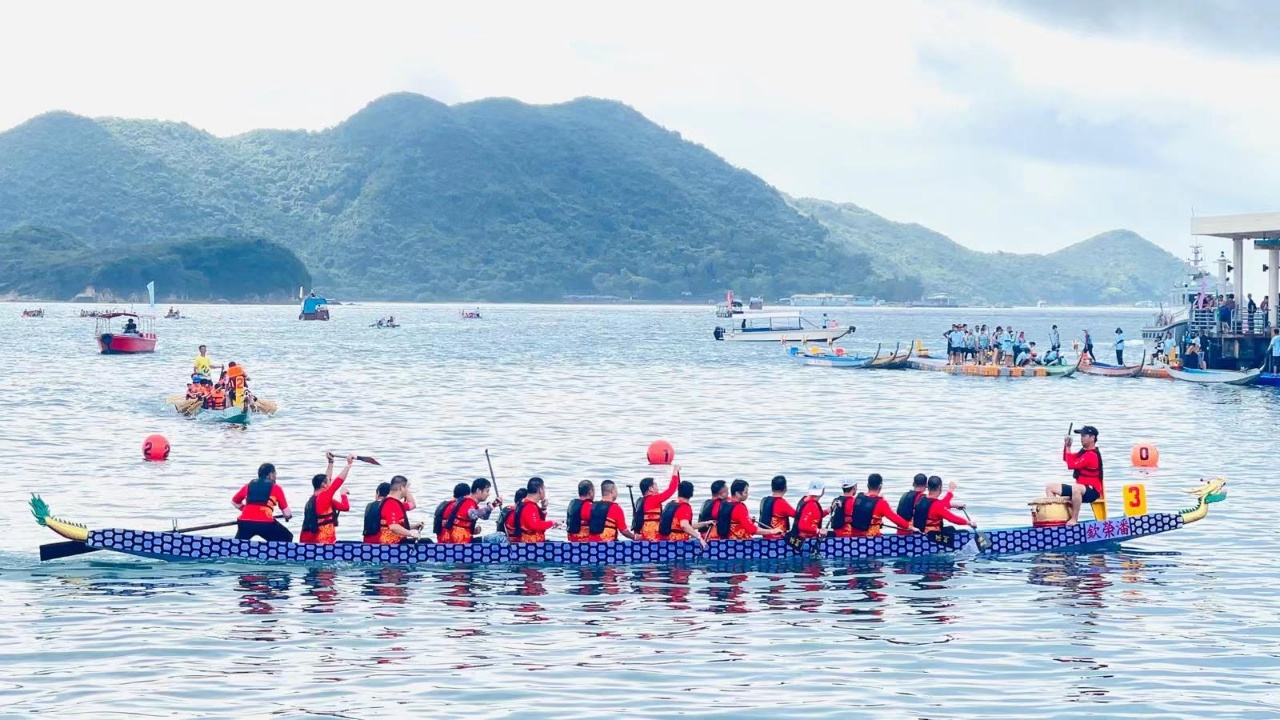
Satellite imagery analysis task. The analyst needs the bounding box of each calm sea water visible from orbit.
[1,302,1277,718]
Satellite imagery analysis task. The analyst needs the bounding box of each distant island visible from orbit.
[0,227,309,301]
[0,93,1184,304]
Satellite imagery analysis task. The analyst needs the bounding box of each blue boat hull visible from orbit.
[83,514,1182,566]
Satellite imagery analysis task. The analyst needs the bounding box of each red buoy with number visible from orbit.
[1130,443,1158,468]
[646,440,675,465]
[143,434,170,461]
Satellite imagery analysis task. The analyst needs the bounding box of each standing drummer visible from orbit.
[1045,425,1103,525]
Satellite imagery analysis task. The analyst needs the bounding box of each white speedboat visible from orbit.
[714,312,852,342]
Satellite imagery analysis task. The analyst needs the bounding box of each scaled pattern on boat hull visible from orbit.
[86,514,1180,566]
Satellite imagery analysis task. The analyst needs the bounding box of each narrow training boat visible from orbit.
[787,344,877,368]
[1166,366,1262,386]
[1080,351,1146,378]
[869,343,914,370]
[29,479,1225,567]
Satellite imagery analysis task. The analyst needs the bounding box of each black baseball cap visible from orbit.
[1074,426,1099,437]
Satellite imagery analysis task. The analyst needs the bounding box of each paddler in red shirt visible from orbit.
[846,474,916,537]
[232,463,293,541]
[376,476,423,544]
[434,483,472,543]
[828,479,860,537]
[658,480,712,547]
[588,480,640,542]
[911,476,972,533]
[1047,424,1104,525]
[707,479,784,540]
[566,480,595,542]
[299,452,354,544]
[510,477,560,543]
[895,474,928,535]
[441,478,500,544]
[793,479,828,538]
[757,474,796,538]
[631,466,681,540]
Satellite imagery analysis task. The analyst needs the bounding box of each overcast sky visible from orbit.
[4,0,1278,264]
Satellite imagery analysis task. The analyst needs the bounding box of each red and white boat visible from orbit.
[94,313,157,354]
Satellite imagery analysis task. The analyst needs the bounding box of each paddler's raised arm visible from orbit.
[654,465,682,503]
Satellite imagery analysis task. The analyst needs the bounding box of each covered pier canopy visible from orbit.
[1191,212,1280,327]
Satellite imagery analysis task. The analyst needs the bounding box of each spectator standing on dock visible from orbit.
[1248,294,1258,333]
[1262,296,1271,329]
[1269,329,1280,374]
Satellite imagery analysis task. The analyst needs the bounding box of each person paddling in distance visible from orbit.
[1048,425,1104,525]
[631,466,681,540]
[300,453,354,544]
[758,474,796,538]
[232,463,293,541]
[792,479,828,538]
[509,477,560,542]
[707,479,783,540]
[442,477,500,544]
[588,480,639,542]
[375,476,423,544]
[434,483,472,543]
[566,480,595,542]
[362,482,392,543]
[657,480,713,548]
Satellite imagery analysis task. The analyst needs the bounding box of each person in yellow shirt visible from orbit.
[192,345,216,381]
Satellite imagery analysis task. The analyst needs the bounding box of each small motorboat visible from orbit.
[371,317,400,328]
[460,310,482,319]
[1166,366,1262,386]
[21,309,44,318]
[299,294,330,321]
[95,313,157,354]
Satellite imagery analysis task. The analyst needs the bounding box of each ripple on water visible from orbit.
[1,302,1279,717]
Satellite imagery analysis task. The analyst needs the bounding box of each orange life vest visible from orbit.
[378,497,409,544]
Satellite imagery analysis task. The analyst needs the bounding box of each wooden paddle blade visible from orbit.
[164,394,185,404]
[356,456,381,465]
[40,540,99,561]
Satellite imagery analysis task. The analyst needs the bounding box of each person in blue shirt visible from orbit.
[1269,328,1280,374]
[1114,328,1126,365]
[1049,325,1061,353]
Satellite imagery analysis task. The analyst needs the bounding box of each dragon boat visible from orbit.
[1079,351,1147,378]
[30,479,1225,567]
[907,355,1082,378]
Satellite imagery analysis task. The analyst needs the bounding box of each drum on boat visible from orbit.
[1028,497,1071,527]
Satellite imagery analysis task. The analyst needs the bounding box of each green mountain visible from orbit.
[0,95,889,301]
[0,94,1185,304]
[790,197,1185,304]
[0,227,309,301]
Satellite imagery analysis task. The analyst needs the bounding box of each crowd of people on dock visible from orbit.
[942,324,1138,366]
[227,427,1109,547]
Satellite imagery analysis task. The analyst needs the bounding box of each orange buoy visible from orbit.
[646,440,675,465]
[143,434,170,461]
[1130,442,1158,468]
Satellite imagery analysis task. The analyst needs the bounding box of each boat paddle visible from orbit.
[325,453,382,466]
[484,449,501,501]
[39,514,286,561]
[958,507,991,552]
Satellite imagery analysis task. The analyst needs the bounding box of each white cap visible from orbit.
[806,479,825,496]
